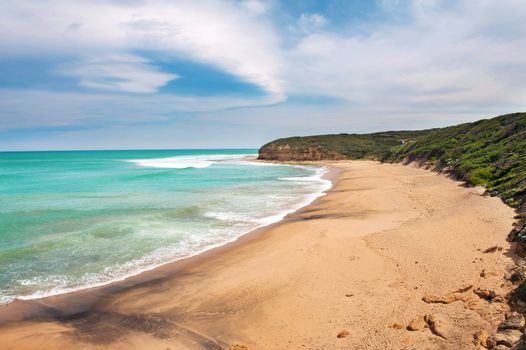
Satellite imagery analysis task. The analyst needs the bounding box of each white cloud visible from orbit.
[240,0,269,16]
[0,0,284,99]
[296,13,328,33]
[57,54,177,93]
[286,0,526,113]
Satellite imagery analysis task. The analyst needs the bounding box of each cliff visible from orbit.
[258,144,345,161]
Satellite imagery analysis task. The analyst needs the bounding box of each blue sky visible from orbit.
[1,0,525,150]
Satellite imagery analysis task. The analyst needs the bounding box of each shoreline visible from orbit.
[0,162,341,325]
[0,160,517,349]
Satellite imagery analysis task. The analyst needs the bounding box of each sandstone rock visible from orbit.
[424,314,450,339]
[493,346,511,350]
[492,329,523,347]
[473,329,489,348]
[422,294,449,303]
[337,330,349,338]
[390,323,405,330]
[486,335,497,348]
[493,295,506,303]
[465,298,482,311]
[474,288,497,300]
[453,285,473,293]
[483,245,503,253]
[407,317,427,331]
[228,345,249,350]
[499,312,526,331]
[422,293,471,304]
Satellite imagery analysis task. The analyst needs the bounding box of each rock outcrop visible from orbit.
[407,317,427,331]
[258,143,345,161]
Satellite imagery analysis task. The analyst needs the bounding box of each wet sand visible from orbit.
[0,160,517,349]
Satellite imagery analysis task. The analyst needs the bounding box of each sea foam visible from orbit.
[127,154,257,169]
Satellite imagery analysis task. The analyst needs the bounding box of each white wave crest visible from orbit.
[126,154,256,169]
[204,211,252,222]
[279,175,321,182]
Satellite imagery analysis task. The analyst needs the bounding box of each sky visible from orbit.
[1,0,525,151]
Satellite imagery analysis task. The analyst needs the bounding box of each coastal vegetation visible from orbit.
[384,113,526,211]
[259,130,430,160]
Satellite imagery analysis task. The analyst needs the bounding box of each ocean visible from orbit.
[0,149,330,305]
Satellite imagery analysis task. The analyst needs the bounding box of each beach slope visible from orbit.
[0,161,516,349]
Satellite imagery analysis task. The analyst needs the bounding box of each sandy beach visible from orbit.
[0,160,517,350]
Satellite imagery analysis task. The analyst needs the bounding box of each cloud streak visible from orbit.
[57,54,178,93]
[0,88,285,131]
[0,0,284,98]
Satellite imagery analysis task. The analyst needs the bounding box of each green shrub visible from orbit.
[469,167,494,186]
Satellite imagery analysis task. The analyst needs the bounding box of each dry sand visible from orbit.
[0,160,517,349]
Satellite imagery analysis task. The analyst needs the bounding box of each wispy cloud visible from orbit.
[286,0,526,111]
[0,0,284,99]
[56,54,177,93]
[295,13,328,33]
[0,88,284,131]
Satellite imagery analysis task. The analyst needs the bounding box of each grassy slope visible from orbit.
[261,130,430,159]
[261,112,526,212]
[385,112,526,209]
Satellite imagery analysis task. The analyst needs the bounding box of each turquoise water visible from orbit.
[0,149,330,304]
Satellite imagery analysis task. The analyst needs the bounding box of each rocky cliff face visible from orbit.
[258,143,345,161]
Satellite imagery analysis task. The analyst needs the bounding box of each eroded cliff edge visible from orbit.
[258,144,345,161]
